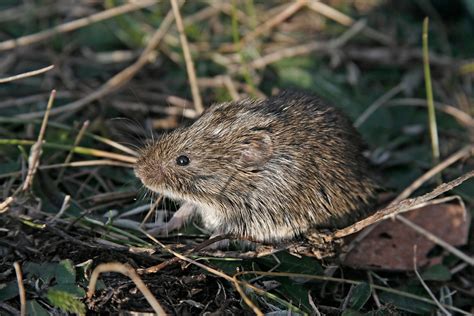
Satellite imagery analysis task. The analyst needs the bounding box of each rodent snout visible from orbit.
[134,158,165,189]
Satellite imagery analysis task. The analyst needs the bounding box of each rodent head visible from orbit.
[134,101,274,204]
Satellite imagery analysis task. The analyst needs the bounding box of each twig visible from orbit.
[332,171,474,239]
[142,231,232,275]
[305,0,392,45]
[0,139,137,163]
[139,256,181,275]
[340,285,355,310]
[423,18,440,167]
[126,91,194,108]
[50,195,71,223]
[0,303,19,315]
[232,274,264,316]
[450,262,468,275]
[91,134,139,157]
[0,160,133,180]
[139,234,230,275]
[386,98,474,129]
[16,7,176,120]
[87,262,167,315]
[344,46,453,67]
[140,196,163,228]
[250,19,366,69]
[56,120,90,183]
[222,75,240,101]
[22,90,56,191]
[86,191,136,205]
[183,3,221,25]
[197,76,266,98]
[367,272,381,308]
[45,224,97,248]
[0,65,54,83]
[13,262,26,316]
[391,145,473,204]
[0,0,157,51]
[308,291,322,316]
[241,0,307,45]
[0,196,14,213]
[413,246,452,315]
[111,100,198,119]
[250,40,318,69]
[171,0,204,114]
[307,0,353,24]
[354,83,404,127]
[0,91,70,109]
[397,215,473,266]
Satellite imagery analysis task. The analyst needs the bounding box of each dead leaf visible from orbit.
[343,203,470,270]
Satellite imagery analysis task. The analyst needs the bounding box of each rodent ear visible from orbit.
[240,131,273,170]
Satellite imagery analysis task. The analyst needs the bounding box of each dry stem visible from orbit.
[22,90,56,191]
[306,0,392,45]
[0,197,15,213]
[250,19,367,69]
[413,247,452,315]
[392,145,473,204]
[13,262,26,316]
[332,171,474,239]
[0,160,134,180]
[171,0,204,114]
[87,262,166,315]
[242,0,307,45]
[386,98,474,129]
[0,65,54,83]
[354,83,404,127]
[56,120,90,183]
[398,216,473,266]
[50,195,71,223]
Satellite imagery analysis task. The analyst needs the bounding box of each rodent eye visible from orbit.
[176,155,190,166]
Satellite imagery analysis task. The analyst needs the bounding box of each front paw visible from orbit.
[147,221,180,236]
[147,202,197,236]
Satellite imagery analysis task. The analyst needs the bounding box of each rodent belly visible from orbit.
[195,205,224,232]
[194,203,310,242]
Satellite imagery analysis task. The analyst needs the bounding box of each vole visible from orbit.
[135,91,378,243]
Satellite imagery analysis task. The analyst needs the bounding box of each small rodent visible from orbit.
[135,91,378,243]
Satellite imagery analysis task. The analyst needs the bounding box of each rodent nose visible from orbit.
[134,161,164,187]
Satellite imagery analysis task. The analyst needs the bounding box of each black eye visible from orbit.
[176,155,190,166]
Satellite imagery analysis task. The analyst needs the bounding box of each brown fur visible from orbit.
[135,91,378,242]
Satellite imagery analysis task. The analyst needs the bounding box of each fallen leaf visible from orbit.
[343,203,470,270]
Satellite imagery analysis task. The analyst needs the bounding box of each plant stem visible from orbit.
[422,17,440,168]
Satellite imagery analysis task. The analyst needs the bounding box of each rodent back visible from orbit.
[235,91,376,227]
